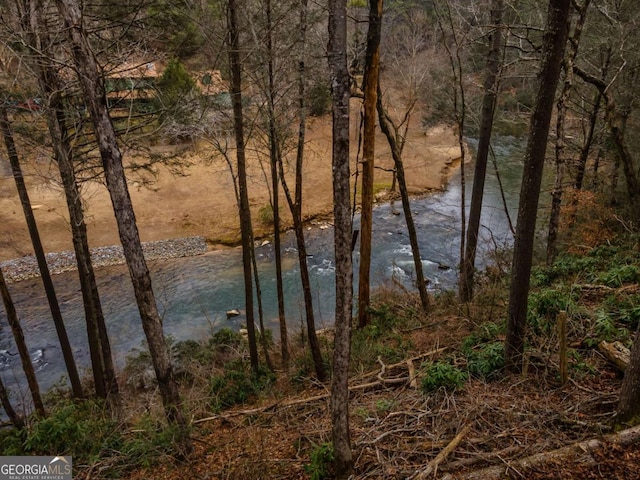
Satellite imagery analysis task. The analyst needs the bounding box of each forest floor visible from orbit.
[120,283,639,480]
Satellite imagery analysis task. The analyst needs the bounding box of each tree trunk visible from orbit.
[328,0,354,476]
[617,324,640,421]
[547,0,590,266]
[55,0,190,450]
[0,373,23,428]
[275,0,326,382]
[376,86,429,313]
[227,0,260,373]
[357,0,383,329]
[27,3,120,404]
[0,266,45,418]
[250,238,273,370]
[277,164,327,381]
[573,65,640,204]
[505,0,571,372]
[0,106,84,400]
[266,0,289,369]
[459,0,503,301]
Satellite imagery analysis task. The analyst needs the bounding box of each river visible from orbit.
[0,137,528,406]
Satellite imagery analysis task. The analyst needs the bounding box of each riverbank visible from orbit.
[0,107,461,262]
[0,237,207,283]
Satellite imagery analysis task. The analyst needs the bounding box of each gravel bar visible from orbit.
[0,236,208,283]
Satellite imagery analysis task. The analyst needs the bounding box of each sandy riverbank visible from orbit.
[0,102,462,263]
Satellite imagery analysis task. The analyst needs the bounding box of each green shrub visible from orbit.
[172,339,202,363]
[258,204,275,226]
[122,415,188,468]
[461,321,504,354]
[604,294,640,330]
[583,310,627,347]
[465,342,505,380]
[304,442,335,480]
[420,361,467,394]
[528,288,577,334]
[210,327,243,349]
[599,264,640,287]
[1,400,121,463]
[209,361,275,412]
[531,254,600,287]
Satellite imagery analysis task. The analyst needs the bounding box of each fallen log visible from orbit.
[598,340,630,372]
[408,424,471,479]
[447,424,640,480]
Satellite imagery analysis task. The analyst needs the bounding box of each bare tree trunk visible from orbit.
[574,88,604,191]
[0,106,84,400]
[26,1,120,405]
[275,0,326,382]
[573,66,640,204]
[0,267,45,418]
[546,0,590,266]
[437,3,468,275]
[277,164,327,381]
[505,0,571,372]
[266,0,288,369]
[250,239,273,370]
[376,86,429,313]
[459,0,503,301]
[328,0,353,476]
[55,0,190,449]
[0,372,23,428]
[227,0,260,373]
[357,0,383,329]
[270,155,288,368]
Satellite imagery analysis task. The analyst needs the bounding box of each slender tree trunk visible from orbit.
[505,0,571,372]
[0,373,23,428]
[437,3,468,275]
[295,0,325,381]
[376,86,429,313]
[275,0,326,381]
[328,0,353,476]
[573,48,609,192]
[573,66,640,204]
[30,15,119,405]
[0,267,45,418]
[227,0,260,373]
[459,0,503,301]
[270,153,288,368]
[0,106,84,400]
[277,165,327,381]
[266,0,288,369]
[250,238,273,370]
[357,0,383,328]
[607,110,638,202]
[573,89,602,191]
[547,0,589,266]
[55,0,190,449]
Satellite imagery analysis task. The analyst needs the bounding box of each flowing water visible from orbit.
[0,137,529,407]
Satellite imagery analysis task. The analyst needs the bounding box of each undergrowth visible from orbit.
[3,231,639,478]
